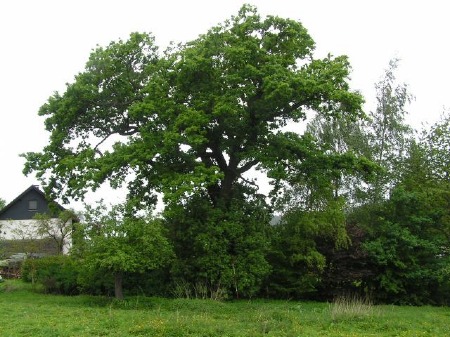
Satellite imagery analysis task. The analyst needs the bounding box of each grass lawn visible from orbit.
[1,280,449,337]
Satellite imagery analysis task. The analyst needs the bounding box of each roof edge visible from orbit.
[0,185,66,217]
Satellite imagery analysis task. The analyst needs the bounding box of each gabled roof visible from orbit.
[0,185,66,218]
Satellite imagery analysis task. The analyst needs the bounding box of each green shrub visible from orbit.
[76,263,114,296]
[21,255,80,295]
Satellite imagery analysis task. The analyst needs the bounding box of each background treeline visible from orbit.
[20,61,449,305]
[10,6,450,305]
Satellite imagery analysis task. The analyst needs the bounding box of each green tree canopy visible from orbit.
[422,111,450,182]
[23,5,364,211]
[351,112,450,305]
[77,201,173,299]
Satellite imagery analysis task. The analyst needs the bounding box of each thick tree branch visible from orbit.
[237,159,259,174]
[94,134,112,156]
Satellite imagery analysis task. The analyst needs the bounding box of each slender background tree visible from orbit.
[367,58,414,201]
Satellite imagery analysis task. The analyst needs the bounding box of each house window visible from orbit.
[28,200,38,211]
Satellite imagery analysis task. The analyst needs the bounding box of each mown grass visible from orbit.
[1,280,449,337]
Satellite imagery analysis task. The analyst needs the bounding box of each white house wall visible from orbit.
[0,218,72,254]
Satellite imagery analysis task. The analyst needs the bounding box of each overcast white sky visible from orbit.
[1,0,449,208]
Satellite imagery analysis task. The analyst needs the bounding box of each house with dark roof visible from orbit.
[0,185,73,256]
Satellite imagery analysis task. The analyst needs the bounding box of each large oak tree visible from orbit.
[23,5,364,211]
[23,6,368,297]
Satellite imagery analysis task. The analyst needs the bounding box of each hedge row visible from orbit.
[22,256,79,294]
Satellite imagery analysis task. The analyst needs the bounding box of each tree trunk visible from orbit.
[114,272,124,300]
[218,170,237,209]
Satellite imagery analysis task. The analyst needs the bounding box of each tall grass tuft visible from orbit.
[329,294,376,321]
[172,280,227,300]
[172,280,193,299]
